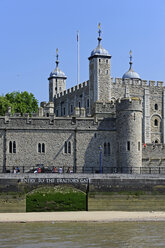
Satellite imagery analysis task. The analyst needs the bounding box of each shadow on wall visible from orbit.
[84,118,116,173]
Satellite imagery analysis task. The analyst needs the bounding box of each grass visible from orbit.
[26,185,86,212]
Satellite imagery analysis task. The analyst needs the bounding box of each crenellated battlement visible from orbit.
[54,80,89,99]
[112,78,164,88]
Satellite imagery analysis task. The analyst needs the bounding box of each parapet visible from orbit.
[116,97,142,112]
[54,80,89,99]
[112,78,164,88]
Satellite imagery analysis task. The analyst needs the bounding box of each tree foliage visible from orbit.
[0,91,38,116]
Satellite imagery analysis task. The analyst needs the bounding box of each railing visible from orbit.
[3,166,165,174]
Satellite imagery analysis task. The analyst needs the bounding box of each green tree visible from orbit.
[0,91,38,116]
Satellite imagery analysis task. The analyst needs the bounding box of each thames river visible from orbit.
[0,221,165,247]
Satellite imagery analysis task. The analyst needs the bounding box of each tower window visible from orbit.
[87,99,89,108]
[155,104,158,110]
[63,107,65,115]
[70,105,73,113]
[9,141,12,153]
[154,119,158,126]
[106,59,108,64]
[104,142,111,156]
[138,142,140,151]
[68,142,71,154]
[56,110,58,117]
[106,70,108,75]
[9,141,16,153]
[108,142,110,155]
[127,141,130,151]
[64,141,71,154]
[13,141,16,153]
[64,141,67,153]
[99,59,101,63]
[79,102,81,108]
[104,142,107,155]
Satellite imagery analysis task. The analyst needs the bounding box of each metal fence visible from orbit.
[4,166,165,174]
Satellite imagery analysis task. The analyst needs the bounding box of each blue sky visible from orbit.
[0,0,165,103]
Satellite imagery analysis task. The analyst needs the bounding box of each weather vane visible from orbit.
[98,22,101,37]
[56,48,59,67]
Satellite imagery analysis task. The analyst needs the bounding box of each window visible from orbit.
[64,141,67,153]
[155,104,158,110]
[9,141,16,153]
[87,99,89,108]
[106,70,108,75]
[127,141,130,151]
[104,142,110,156]
[13,141,16,153]
[9,141,12,153]
[155,140,158,144]
[99,69,100,74]
[154,119,158,126]
[106,59,108,64]
[63,107,65,115]
[104,143,107,155]
[42,143,45,153]
[56,110,58,117]
[70,105,73,113]
[99,59,101,63]
[138,142,140,151]
[64,141,72,154]
[38,143,41,153]
[79,102,81,108]
[68,142,71,153]
[38,143,45,153]
[108,143,110,155]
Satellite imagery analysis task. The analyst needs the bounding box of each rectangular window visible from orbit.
[56,110,58,117]
[71,105,73,113]
[87,99,89,108]
[127,141,130,151]
[138,142,140,151]
[63,107,65,115]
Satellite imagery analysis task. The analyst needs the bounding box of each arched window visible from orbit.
[154,119,158,126]
[68,142,71,154]
[9,141,12,153]
[104,142,107,155]
[155,140,159,144]
[108,143,110,155]
[38,143,41,153]
[42,143,45,153]
[64,141,67,153]
[155,104,158,110]
[13,141,16,153]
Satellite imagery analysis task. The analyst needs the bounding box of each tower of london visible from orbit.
[1,26,165,174]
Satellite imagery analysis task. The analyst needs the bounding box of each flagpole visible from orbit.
[77,31,79,85]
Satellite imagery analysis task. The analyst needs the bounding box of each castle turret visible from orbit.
[48,49,67,102]
[122,50,141,80]
[116,97,142,173]
[88,24,111,110]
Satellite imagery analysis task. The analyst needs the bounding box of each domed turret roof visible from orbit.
[122,50,140,80]
[89,23,111,58]
[91,44,110,57]
[49,49,67,79]
[50,67,66,78]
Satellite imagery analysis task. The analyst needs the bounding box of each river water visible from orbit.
[0,221,165,248]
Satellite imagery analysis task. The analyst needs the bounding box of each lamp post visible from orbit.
[99,145,102,174]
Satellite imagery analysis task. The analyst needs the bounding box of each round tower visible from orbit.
[116,97,142,173]
[48,49,67,102]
